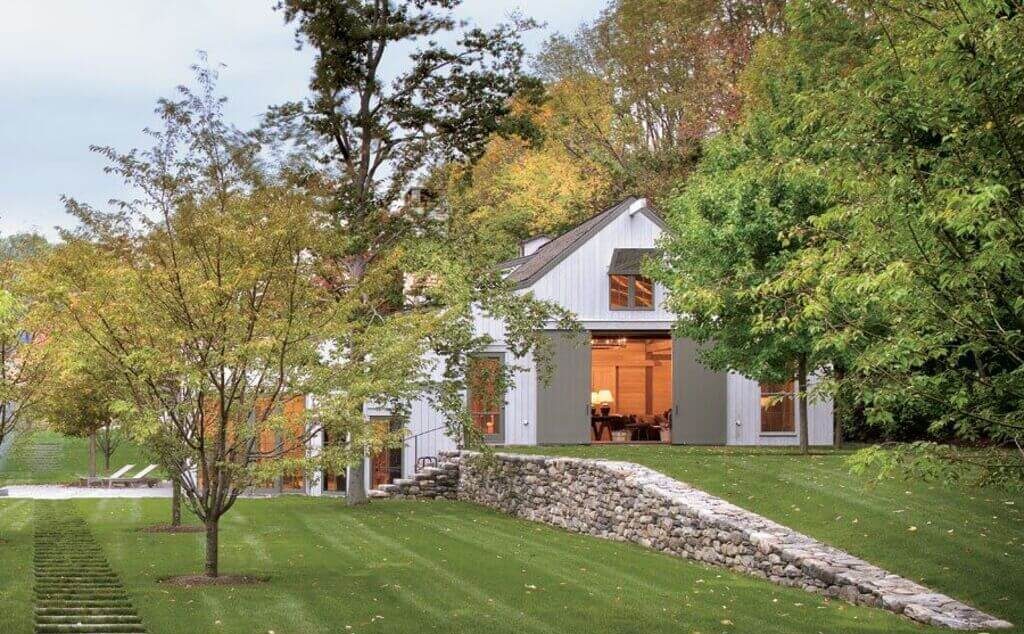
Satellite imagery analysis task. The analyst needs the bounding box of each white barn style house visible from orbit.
[309,197,833,495]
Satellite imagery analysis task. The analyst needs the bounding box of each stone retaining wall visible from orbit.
[373,450,1010,630]
[370,462,459,500]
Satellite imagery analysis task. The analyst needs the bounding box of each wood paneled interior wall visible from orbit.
[256,394,307,490]
[591,336,672,416]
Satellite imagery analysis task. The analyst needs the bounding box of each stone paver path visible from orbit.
[33,502,147,634]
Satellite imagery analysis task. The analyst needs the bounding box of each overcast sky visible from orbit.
[0,1,601,240]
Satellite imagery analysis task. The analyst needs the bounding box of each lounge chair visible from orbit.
[77,464,134,488]
[108,464,161,488]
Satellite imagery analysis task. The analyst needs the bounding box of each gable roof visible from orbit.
[502,196,666,289]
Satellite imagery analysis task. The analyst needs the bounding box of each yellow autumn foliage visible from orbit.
[447,78,618,260]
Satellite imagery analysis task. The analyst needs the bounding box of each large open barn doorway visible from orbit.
[590,333,672,443]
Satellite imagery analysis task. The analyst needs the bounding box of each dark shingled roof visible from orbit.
[502,197,666,289]
[496,253,533,271]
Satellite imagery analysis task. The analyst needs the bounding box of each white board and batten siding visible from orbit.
[726,373,834,446]
[528,208,674,327]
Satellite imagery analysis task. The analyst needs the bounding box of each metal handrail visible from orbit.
[405,424,449,441]
[406,424,449,474]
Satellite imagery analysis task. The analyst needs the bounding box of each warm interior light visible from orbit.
[590,391,600,406]
[596,389,614,404]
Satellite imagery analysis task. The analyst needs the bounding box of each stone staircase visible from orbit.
[33,502,147,634]
[368,461,458,500]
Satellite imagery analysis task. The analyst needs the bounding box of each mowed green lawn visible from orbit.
[506,444,1024,631]
[0,429,156,485]
[2,497,939,634]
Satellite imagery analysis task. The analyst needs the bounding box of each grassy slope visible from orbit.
[505,445,1024,630]
[0,430,155,485]
[0,497,931,634]
[0,499,33,634]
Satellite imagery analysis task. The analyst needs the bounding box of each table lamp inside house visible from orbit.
[595,389,614,416]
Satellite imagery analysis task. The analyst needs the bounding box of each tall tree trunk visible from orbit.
[798,355,810,455]
[832,362,845,449]
[88,433,97,478]
[171,478,182,527]
[103,446,111,471]
[347,458,368,506]
[204,518,219,578]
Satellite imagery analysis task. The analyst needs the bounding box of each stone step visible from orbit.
[36,608,136,616]
[34,571,116,578]
[367,489,390,499]
[36,601,133,609]
[34,626,147,634]
[33,502,148,634]
[37,616,143,625]
[36,576,119,583]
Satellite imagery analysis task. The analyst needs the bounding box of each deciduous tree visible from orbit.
[443,78,617,261]
[0,234,51,456]
[45,59,573,577]
[656,0,1024,479]
[41,341,125,474]
[272,0,565,503]
[534,0,786,203]
[45,70,336,578]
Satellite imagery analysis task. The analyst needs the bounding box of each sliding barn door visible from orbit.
[672,337,727,444]
[536,331,591,444]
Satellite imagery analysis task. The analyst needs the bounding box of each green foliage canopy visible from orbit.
[655,0,1024,481]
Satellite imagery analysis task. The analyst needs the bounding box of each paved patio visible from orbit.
[0,483,175,499]
[0,483,283,499]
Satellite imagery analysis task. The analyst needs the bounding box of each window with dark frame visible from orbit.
[760,380,796,433]
[468,355,503,438]
[609,274,654,310]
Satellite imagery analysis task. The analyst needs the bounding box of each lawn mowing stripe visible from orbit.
[344,513,564,634]
[427,512,695,595]
[293,517,457,628]
[401,504,885,631]
[33,502,146,634]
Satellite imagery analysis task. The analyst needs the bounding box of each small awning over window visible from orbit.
[608,248,660,275]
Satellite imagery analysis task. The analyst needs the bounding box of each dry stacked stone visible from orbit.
[372,450,1010,631]
[369,462,459,500]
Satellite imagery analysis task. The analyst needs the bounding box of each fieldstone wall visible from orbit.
[369,462,459,500]
[394,450,1008,630]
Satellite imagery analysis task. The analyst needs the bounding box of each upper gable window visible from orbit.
[608,248,659,311]
[609,274,654,310]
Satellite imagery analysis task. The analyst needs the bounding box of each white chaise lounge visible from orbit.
[108,464,160,488]
[77,464,134,488]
